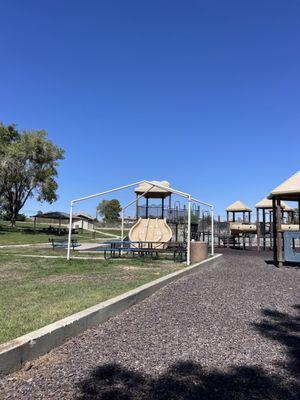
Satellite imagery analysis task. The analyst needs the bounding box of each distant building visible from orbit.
[73,212,96,231]
[123,216,136,225]
[31,211,97,231]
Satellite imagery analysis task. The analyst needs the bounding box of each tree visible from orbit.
[97,199,121,221]
[2,212,26,222]
[0,123,64,227]
[96,200,109,219]
[0,123,20,199]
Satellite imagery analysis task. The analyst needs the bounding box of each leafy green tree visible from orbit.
[97,199,121,221]
[2,212,26,222]
[96,200,109,219]
[0,123,19,150]
[0,123,20,199]
[0,123,64,227]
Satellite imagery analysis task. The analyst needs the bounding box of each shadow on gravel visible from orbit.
[76,306,300,400]
[76,361,297,400]
[253,304,300,379]
[264,259,300,269]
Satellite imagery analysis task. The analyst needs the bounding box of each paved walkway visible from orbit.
[0,250,299,399]
[0,243,48,249]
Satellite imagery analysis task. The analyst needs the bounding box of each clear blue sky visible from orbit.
[0,0,299,218]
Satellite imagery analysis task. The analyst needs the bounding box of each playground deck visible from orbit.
[1,250,299,399]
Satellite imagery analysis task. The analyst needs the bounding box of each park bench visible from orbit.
[49,238,80,250]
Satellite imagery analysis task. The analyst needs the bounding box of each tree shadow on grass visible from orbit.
[76,305,300,400]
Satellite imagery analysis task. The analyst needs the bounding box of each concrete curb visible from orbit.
[0,254,222,376]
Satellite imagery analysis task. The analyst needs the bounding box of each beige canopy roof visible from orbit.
[268,171,300,201]
[226,200,252,212]
[282,204,295,212]
[255,198,273,209]
[135,180,171,198]
[255,198,293,210]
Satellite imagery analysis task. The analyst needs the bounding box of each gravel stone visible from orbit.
[0,249,299,399]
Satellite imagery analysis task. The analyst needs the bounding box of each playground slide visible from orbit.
[129,218,172,248]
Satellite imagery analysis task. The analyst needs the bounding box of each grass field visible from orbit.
[0,220,183,344]
[0,251,183,344]
[95,228,127,236]
[0,246,104,258]
[0,220,127,246]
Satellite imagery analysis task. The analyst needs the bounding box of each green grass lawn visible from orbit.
[0,247,103,258]
[0,220,115,245]
[0,251,184,344]
[95,228,129,236]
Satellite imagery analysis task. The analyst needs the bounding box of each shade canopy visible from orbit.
[226,200,252,212]
[134,180,171,198]
[255,198,293,211]
[268,171,300,201]
[31,211,70,220]
[282,204,295,212]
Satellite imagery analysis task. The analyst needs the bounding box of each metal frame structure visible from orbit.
[67,180,214,265]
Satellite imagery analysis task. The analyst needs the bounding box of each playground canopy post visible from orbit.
[268,171,300,267]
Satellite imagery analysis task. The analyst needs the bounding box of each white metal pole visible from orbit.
[121,209,124,241]
[72,181,144,204]
[211,206,214,255]
[190,197,213,208]
[71,180,191,205]
[120,209,124,255]
[67,202,74,260]
[187,196,192,266]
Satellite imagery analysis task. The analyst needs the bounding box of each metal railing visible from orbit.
[136,206,200,223]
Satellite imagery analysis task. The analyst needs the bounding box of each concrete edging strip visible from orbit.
[0,254,222,376]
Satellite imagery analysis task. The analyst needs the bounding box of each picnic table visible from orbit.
[98,241,187,261]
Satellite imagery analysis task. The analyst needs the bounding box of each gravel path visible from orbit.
[1,250,299,399]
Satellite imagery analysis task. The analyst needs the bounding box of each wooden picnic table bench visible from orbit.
[99,241,187,261]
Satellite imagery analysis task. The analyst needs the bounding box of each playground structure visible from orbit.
[65,172,300,268]
[129,218,172,248]
[129,181,174,248]
[223,201,257,249]
[213,171,300,267]
[67,180,214,265]
[215,192,299,255]
[268,171,300,267]
[129,181,210,245]
[255,198,298,251]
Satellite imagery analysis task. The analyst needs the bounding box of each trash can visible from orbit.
[190,241,208,263]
